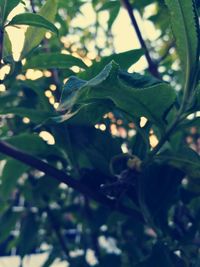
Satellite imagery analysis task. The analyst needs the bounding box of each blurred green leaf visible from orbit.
[2,31,12,61]
[98,1,119,11]
[98,0,120,29]
[0,107,54,124]
[21,0,57,58]
[0,159,28,199]
[24,53,88,70]
[3,133,50,154]
[0,0,20,25]
[108,2,120,29]
[157,147,200,179]
[140,163,183,230]
[7,13,58,35]
[0,209,20,243]
[17,212,39,256]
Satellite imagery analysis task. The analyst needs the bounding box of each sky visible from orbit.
[6,2,159,71]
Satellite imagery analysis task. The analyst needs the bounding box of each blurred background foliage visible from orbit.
[0,0,200,266]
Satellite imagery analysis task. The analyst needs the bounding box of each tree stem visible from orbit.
[121,0,159,78]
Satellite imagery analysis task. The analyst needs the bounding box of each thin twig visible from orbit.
[121,0,159,78]
[46,206,70,258]
[0,28,4,67]
[30,0,36,13]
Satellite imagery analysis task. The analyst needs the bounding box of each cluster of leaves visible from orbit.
[0,0,200,266]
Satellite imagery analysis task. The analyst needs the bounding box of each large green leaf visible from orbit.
[165,0,199,85]
[7,13,58,35]
[0,0,21,25]
[21,0,57,58]
[59,61,176,125]
[24,53,88,70]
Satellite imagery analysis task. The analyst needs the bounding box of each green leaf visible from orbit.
[59,61,176,125]
[3,133,50,155]
[98,1,120,29]
[2,30,12,60]
[0,159,29,199]
[0,209,20,243]
[80,49,143,79]
[7,13,58,35]
[0,0,20,25]
[157,146,200,178]
[177,117,200,130]
[108,2,120,29]
[21,0,57,58]
[193,83,200,110]
[17,212,39,257]
[140,163,183,230]
[55,99,114,125]
[24,53,88,70]
[0,107,54,124]
[98,1,119,11]
[165,0,199,85]
[18,80,52,111]
[0,92,18,108]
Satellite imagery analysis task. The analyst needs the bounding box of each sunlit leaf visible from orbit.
[24,53,88,70]
[7,13,58,35]
[21,0,57,58]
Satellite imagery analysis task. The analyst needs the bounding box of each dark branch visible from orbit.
[0,28,4,67]
[30,0,36,13]
[121,0,159,78]
[0,140,144,223]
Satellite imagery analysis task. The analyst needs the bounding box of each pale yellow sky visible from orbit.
[6,2,158,71]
